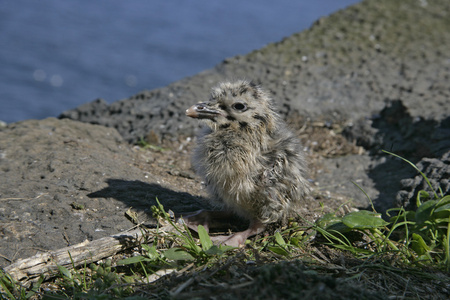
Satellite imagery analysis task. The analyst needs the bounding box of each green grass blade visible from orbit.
[382,150,438,199]
[342,211,389,229]
[163,248,195,261]
[57,265,73,280]
[0,270,17,299]
[351,180,376,212]
[445,218,450,271]
[274,231,286,246]
[198,225,213,251]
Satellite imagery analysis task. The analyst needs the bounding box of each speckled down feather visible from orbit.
[190,80,311,224]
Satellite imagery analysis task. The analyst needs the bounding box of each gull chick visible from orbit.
[185,80,311,246]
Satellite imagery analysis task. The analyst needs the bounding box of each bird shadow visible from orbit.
[87,178,209,219]
[87,178,249,232]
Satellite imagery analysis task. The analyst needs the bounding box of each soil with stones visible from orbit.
[1,0,449,298]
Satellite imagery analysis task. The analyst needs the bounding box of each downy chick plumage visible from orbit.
[186,80,311,245]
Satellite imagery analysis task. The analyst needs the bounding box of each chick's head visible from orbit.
[186,80,279,134]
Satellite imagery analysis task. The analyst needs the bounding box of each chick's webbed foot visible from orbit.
[179,211,264,247]
[210,220,265,247]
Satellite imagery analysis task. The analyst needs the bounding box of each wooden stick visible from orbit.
[3,227,151,286]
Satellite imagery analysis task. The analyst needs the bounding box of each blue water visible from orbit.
[0,0,360,123]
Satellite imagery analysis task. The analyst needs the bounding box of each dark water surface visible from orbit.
[0,0,360,123]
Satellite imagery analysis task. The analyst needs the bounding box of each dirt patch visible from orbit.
[0,118,206,267]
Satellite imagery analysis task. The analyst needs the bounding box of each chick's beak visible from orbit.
[186,103,221,119]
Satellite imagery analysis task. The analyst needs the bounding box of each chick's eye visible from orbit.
[232,102,247,111]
